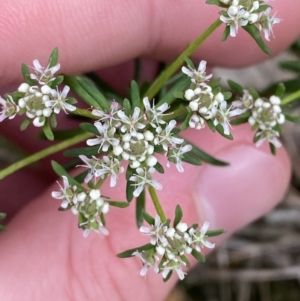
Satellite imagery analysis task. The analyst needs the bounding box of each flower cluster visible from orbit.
[248,95,285,147]
[80,98,192,197]
[52,176,110,236]
[219,0,281,40]
[0,57,76,128]
[182,60,242,135]
[133,215,215,280]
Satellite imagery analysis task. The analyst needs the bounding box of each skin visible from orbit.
[0,0,299,300]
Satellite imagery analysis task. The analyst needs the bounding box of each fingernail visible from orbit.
[193,144,290,232]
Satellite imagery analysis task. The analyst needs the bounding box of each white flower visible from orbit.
[132,251,159,276]
[117,107,145,136]
[96,156,124,187]
[140,215,167,245]
[92,101,120,127]
[162,260,186,280]
[154,120,184,152]
[189,114,205,130]
[258,8,281,41]
[232,89,254,112]
[78,155,101,183]
[86,122,120,152]
[0,95,19,122]
[181,60,212,84]
[255,129,282,148]
[81,220,109,237]
[51,176,77,208]
[189,221,215,252]
[47,86,76,114]
[30,59,60,85]
[212,101,242,135]
[143,97,170,128]
[167,144,192,172]
[220,5,249,37]
[130,167,162,197]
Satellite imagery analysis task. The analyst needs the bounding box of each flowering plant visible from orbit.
[0,0,298,281]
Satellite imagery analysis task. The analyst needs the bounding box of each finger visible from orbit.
[0,125,290,301]
[0,0,299,86]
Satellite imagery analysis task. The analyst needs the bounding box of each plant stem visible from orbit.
[281,90,300,105]
[148,186,166,222]
[0,132,93,180]
[144,19,222,99]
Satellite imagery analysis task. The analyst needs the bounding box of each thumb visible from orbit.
[0,125,290,301]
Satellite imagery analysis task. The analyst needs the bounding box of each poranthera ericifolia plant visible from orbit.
[0,0,299,281]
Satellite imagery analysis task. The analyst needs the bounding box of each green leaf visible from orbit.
[231,111,251,126]
[173,205,183,228]
[222,25,231,41]
[216,124,234,140]
[206,0,227,7]
[74,170,89,183]
[189,143,229,166]
[275,83,285,98]
[242,24,271,55]
[64,145,99,157]
[39,128,85,140]
[117,243,154,258]
[130,80,141,109]
[0,213,6,220]
[106,201,130,208]
[209,77,221,90]
[206,119,216,132]
[227,80,244,94]
[180,109,193,131]
[181,153,202,166]
[136,190,145,228]
[156,77,190,107]
[143,211,155,225]
[126,180,135,202]
[51,113,57,128]
[180,254,191,267]
[49,47,59,68]
[79,122,99,135]
[85,72,124,104]
[184,57,195,69]
[163,271,173,282]
[206,229,226,237]
[123,98,132,116]
[20,118,31,131]
[21,64,36,85]
[49,75,64,88]
[284,113,300,123]
[100,212,106,226]
[191,249,206,262]
[223,91,232,100]
[51,160,85,191]
[270,142,276,155]
[248,87,260,100]
[43,118,54,141]
[64,75,107,110]
[279,60,300,73]
[76,76,110,111]
[154,161,164,174]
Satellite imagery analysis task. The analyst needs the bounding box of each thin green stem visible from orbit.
[0,132,93,180]
[281,90,300,106]
[144,19,222,99]
[148,186,166,222]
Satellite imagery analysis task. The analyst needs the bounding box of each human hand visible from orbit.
[0,0,298,300]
